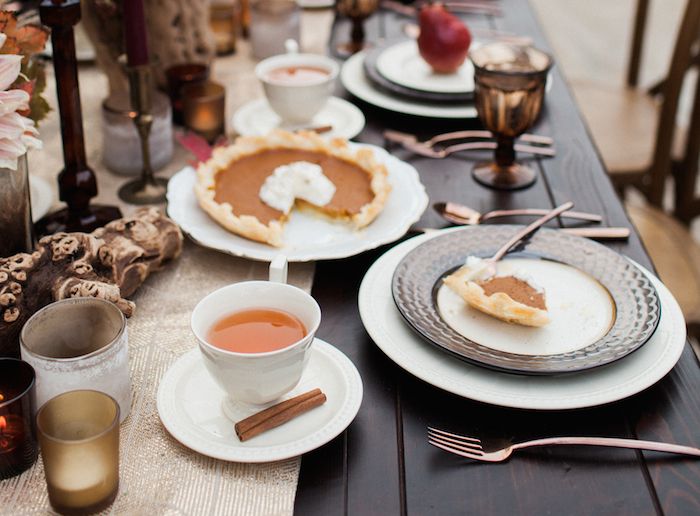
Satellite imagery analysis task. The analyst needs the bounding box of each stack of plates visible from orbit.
[341,39,479,119]
[359,226,686,410]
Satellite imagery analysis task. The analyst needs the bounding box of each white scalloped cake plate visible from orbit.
[376,40,475,94]
[166,142,428,262]
[157,339,363,462]
[358,228,686,410]
[232,97,365,140]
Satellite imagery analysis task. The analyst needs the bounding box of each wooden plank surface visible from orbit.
[295,1,698,514]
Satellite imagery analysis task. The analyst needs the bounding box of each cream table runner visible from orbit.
[0,10,334,515]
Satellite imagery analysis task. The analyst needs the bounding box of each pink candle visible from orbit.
[123,0,149,66]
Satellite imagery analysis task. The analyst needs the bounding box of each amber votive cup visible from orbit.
[165,63,210,125]
[182,81,226,143]
[37,390,120,515]
[0,358,38,480]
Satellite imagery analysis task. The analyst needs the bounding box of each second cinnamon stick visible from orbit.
[235,388,327,442]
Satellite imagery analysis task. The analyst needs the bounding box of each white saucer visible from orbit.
[30,175,54,222]
[376,40,475,94]
[232,97,365,140]
[157,339,363,463]
[358,228,686,410]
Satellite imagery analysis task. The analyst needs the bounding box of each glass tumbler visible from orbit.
[37,390,120,515]
[470,43,553,190]
[182,81,227,143]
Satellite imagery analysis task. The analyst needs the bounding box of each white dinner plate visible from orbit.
[232,97,366,140]
[358,228,686,410]
[30,175,54,222]
[340,51,479,119]
[157,339,363,463]
[166,142,428,262]
[376,40,475,94]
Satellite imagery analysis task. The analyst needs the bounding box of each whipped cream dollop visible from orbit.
[462,255,544,292]
[259,161,336,214]
[462,256,494,281]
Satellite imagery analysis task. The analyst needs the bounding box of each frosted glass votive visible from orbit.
[101,90,173,176]
[20,298,131,422]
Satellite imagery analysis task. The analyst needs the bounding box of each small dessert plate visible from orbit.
[376,40,475,94]
[157,339,363,463]
[232,96,365,140]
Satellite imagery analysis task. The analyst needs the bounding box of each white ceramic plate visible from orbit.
[376,40,475,94]
[232,97,366,140]
[341,51,478,119]
[30,175,54,222]
[166,143,428,262]
[157,339,363,463]
[358,228,686,410]
[298,0,335,8]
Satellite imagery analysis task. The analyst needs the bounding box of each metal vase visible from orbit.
[0,154,34,258]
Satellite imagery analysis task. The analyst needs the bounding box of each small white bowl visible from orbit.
[191,280,321,411]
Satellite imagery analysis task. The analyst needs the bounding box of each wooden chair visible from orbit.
[674,55,700,224]
[626,203,700,343]
[572,0,700,207]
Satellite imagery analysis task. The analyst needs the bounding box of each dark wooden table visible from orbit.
[295,2,700,514]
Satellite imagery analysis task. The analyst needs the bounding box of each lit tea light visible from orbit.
[182,81,226,143]
[0,359,38,480]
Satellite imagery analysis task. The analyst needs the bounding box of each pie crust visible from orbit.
[444,268,550,327]
[195,130,391,247]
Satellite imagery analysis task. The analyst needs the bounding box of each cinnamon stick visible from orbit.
[235,388,327,442]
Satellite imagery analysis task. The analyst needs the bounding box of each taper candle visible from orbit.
[123,0,149,67]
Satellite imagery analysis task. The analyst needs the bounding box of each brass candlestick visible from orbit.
[117,65,168,204]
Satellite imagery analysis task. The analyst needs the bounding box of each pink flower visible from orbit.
[0,33,42,170]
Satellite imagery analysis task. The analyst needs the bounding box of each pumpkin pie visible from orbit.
[195,130,391,246]
[444,260,549,327]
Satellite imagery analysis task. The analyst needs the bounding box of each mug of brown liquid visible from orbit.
[191,256,321,415]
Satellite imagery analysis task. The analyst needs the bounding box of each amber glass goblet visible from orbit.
[336,0,380,56]
[471,43,553,190]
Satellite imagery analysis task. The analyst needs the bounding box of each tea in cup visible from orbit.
[255,41,339,124]
[191,256,321,414]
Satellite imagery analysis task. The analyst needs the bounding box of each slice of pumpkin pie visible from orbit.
[444,256,550,327]
[195,130,391,246]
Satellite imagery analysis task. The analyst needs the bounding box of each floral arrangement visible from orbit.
[0,11,49,170]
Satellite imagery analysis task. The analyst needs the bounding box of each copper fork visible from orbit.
[384,129,554,148]
[428,427,700,462]
[402,140,555,158]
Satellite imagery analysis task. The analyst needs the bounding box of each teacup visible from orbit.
[255,40,339,124]
[191,256,321,414]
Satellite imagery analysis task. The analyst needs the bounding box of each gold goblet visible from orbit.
[336,0,380,56]
[471,43,553,190]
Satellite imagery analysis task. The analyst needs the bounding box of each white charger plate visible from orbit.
[232,97,366,140]
[376,40,475,94]
[166,142,428,262]
[341,51,478,119]
[157,339,363,463]
[358,228,686,410]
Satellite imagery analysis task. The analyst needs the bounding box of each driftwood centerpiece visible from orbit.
[0,208,183,357]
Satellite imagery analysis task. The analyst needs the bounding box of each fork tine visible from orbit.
[429,434,483,453]
[428,431,483,451]
[427,426,481,445]
[428,438,484,460]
